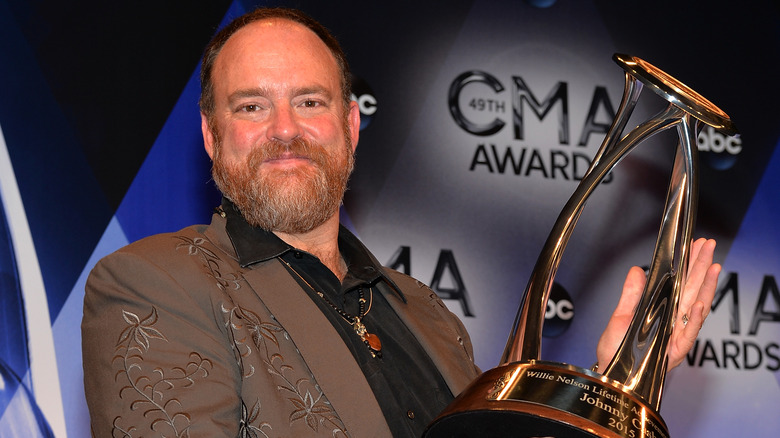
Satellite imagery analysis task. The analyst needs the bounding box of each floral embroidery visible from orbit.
[239,401,272,438]
[175,236,241,291]
[117,308,167,352]
[219,303,255,378]
[111,416,136,438]
[266,354,346,434]
[288,389,336,431]
[177,235,280,434]
[233,306,284,351]
[221,302,347,435]
[113,307,212,437]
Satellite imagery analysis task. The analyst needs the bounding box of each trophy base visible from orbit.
[424,361,669,438]
[425,410,600,437]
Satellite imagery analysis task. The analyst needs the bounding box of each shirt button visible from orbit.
[407,410,415,419]
[293,251,303,259]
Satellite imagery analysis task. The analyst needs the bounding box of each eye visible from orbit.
[241,104,260,112]
[301,99,320,108]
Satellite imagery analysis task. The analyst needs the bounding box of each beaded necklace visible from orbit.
[281,259,383,358]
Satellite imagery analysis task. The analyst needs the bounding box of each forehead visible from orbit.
[213,18,341,91]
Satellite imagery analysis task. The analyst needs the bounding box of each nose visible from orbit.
[266,104,301,143]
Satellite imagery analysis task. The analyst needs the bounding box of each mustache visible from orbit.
[246,137,329,170]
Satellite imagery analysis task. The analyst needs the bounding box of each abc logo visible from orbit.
[698,126,741,170]
[543,282,574,337]
[350,75,377,131]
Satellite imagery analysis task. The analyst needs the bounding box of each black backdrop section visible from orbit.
[6,0,232,210]
[593,0,780,242]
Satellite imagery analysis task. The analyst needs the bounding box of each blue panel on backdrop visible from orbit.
[0,195,53,438]
[0,360,54,438]
[115,69,221,242]
[0,0,112,323]
[0,197,28,383]
[115,1,253,243]
[728,139,780,262]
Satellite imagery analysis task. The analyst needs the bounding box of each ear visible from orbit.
[348,100,360,152]
[201,112,216,160]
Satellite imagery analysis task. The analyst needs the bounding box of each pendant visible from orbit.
[353,317,382,358]
[364,333,382,352]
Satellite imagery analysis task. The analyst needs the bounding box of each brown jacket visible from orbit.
[82,213,480,437]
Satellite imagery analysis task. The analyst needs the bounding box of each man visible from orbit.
[82,7,719,437]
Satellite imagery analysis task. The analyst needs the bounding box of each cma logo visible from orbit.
[387,246,474,317]
[448,70,616,147]
[385,245,576,337]
[697,125,742,170]
[351,75,377,130]
[686,272,780,371]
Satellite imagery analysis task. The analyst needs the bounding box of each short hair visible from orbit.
[199,7,352,119]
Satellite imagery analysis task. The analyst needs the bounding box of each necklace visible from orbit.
[281,259,383,358]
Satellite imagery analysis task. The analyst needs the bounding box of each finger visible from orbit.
[680,239,716,310]
[683,301,706,344]
[685,238,714,287]
[669,260,719,368]
[697,262,721,320]
[614,265,646,316]
[597,266,648,367]
[686,238,706,277]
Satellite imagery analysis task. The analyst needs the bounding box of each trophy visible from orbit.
[424,54,737,437]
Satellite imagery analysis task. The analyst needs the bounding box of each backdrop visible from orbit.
[1,0,778,436]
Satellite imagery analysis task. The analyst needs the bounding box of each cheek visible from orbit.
[220,121,265,160]
[300,114,346,145]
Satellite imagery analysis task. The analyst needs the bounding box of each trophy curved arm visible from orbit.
[603,112,700,409]
[500,103,691,366]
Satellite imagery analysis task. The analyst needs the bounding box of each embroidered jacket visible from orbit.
[82,212,480,437]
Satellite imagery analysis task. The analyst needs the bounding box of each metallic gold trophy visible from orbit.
[424,54,736,438]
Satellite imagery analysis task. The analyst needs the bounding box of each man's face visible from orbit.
[202,19,360,233]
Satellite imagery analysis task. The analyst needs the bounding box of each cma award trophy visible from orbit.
[424,54,737,438]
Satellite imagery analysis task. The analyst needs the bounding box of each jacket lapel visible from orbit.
[378,271,480,397]
[241,259,392,437]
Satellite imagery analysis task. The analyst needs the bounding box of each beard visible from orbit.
[211,127,354,234]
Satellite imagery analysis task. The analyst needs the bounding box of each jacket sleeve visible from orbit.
[82,246,243,437]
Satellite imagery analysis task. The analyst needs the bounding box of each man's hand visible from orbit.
[595,238,721,370]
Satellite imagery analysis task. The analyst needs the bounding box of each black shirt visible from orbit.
[220,198,453,437]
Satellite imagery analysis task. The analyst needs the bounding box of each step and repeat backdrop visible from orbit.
[1,0,777,436]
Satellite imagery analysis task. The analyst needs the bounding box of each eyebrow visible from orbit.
[227,87,270,106]
[227,85,333,105]
[294,86,333,101]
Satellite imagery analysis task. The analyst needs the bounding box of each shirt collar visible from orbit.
[219,197,405,300]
